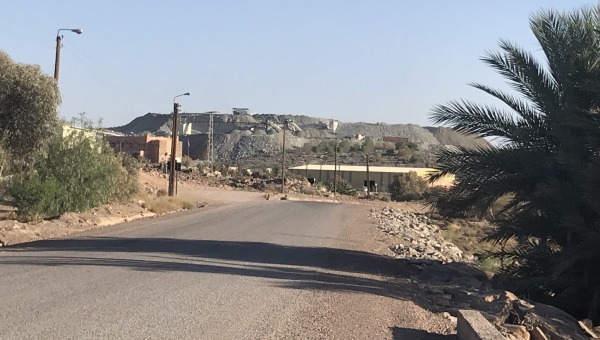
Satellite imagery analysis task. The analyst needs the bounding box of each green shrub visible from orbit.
[9,174,64,220]
[327,177,355,195]
[388,171,428,201]
[8,131,138,221]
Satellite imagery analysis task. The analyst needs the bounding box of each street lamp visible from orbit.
[54,28,83,81]
[168,92,190,196]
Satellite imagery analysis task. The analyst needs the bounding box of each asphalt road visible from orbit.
[0,200,452,340]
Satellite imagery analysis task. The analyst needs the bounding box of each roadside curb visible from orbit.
[457,310,508,340]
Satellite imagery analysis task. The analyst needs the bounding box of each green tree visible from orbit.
[0,51,60,169]
[388,172,428,201]
[429,6,600,320]
[338,140,351,153]
[361,137,375,153]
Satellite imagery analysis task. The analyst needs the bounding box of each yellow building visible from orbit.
[288,165,454,192]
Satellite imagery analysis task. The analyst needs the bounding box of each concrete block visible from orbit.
[457,309,508,340]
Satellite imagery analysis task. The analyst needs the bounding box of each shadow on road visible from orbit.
[1,237,421,301]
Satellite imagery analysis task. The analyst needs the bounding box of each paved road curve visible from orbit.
[0,200,452,339]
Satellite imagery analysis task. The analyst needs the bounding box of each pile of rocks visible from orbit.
[370,207,474,263]
[226,176,314,193]
[371,206,597,339]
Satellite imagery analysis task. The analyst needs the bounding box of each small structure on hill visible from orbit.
[233,108,249,115]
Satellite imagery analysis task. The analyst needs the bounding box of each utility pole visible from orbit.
[281,121,287,195]
[168,102,180,196]
[333,138,338,197]
[366,154,371,197]
[54,35,62,81]
[208,112,214,172]
[53,28,83,81]
[305,158,308,178]
[167,92,189,196]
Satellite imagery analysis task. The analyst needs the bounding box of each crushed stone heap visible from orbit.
[370,207,475,264]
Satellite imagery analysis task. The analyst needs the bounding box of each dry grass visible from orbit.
[140,195,195,215]
[440,220,506,274]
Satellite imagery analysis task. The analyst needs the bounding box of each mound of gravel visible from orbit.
[370,207,475,264]
[111,112,171,135]
[336,122,440,147]
[110,112,490,164]
[424,127,490,149]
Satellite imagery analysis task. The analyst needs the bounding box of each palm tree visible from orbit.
[429,6,600,320]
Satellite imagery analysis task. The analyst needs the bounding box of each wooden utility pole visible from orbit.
[54,35,62,81]
[208,112,214,172]
[168,102,179,196]
[333,138,338,196]
[281,123,287,195]
[366,154,371,197]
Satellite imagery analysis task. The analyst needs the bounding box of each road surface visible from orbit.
[0,200,453,339]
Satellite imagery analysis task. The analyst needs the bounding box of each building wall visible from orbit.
[291,168,386,192]
[290,167,454,191]
[105,134,182,163]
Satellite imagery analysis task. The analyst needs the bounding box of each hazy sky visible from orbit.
[2,1,595,127]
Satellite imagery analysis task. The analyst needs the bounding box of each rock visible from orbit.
[530,327,548,340]
[442,311,458,324]
[514,301,588,340]
[502,324,530,340]
[484,295,495,303]
[578,320,598,338]
[504,291,519,302]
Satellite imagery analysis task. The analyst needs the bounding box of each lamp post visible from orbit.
[54,28,83,81]
[168,92,190,196]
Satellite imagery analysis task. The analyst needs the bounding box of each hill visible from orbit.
[109,112,490,166]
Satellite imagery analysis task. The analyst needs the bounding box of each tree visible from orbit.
[429,6,600,320]
[338,140,351,153]
[0,51,61,169]
[361,137,375,153]
[388,172,428,201]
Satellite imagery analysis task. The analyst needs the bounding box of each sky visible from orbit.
[1,1,597,127]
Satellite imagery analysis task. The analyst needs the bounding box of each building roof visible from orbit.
[288,164,440,175]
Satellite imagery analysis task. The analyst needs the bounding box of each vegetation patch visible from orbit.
[429,5,600,321]
[141,195,195,215]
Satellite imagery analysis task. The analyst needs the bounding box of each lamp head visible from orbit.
[71,29,84,34]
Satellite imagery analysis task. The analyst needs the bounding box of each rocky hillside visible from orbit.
[110,112,490,164]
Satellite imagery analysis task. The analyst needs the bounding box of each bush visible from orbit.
[327,177,355,195]
[8,131,138,221]
[112,152,140,202]
[388,171,428,201]
[9,174,64,220]
[142,195,194,215]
